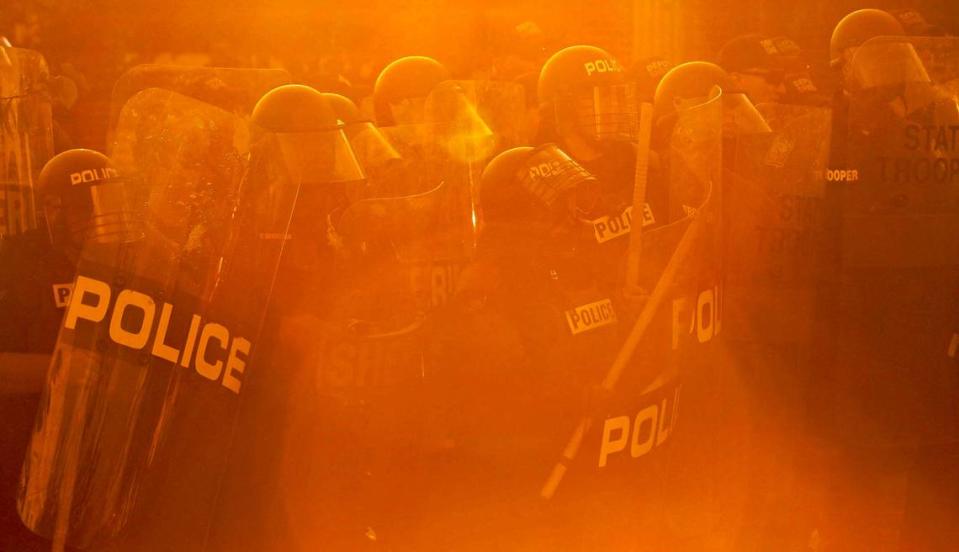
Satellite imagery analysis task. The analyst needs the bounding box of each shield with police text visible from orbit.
[816,35,959,550]
[420,88,726,550]
[17,89,297,550]
[0,46,53,238]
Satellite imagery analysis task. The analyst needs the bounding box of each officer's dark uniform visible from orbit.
[0,231,75,552]
[536,45,668,295]
[418,145,630,549]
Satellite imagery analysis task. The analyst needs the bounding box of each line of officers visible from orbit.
[1,6,958,551]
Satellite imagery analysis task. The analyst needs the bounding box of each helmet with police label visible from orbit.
[252,84,365,185]
[538,45,637,143]
[479,144,601,227]
[38,148,141,251]
[830,9,905,69]
[630,56,674,102]
[373,56,451,126]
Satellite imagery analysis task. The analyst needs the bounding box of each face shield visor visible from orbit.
[341,119,402,174]
[44,176,143,251]
[563,83,639,143]
[722,92,773,135]
[273,122,366,187]
[425,81,495,163]
[846,39,931,93]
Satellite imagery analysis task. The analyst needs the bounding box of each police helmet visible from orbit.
[830,9,905,68]
[252,84,365,185]
[373,56,450,127]
[653,61,728,126]
[479,144,600,227]
[38,149,140,250]
[538,45,637,143]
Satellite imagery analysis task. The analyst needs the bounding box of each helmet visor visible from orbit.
[56,178,143,246]
[723,92,772,135]
[848,39,931,91]
[343,120,402,172]
[275,124,366,185]
[570,83,639,142]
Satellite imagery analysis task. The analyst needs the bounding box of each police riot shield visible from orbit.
[17,89,297,550]
[443,79,530,150]
[821,36,959,549]
[376,79,527,310]
[0,46,54,238]
[432,85,732,550]
[203,182,433,551]
[274,194,431,551]
[107,65,291,138]
[723,102,834,547]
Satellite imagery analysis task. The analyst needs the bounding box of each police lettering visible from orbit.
[584,59,622,76]
[592,204,655,243]
[672,284,722,349]
[597,385,681,467]
[69,167,119,186]
[525,160,565,205]
[565,298,617,335]
[52,283,74,309]
[64,275,249,394]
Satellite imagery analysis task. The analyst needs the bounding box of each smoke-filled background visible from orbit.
[2,0,957,149]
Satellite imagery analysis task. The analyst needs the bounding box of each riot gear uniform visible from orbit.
[813,35,959,550]
[0,149,124,552]
[537,45,664,295]
[18,87,300,551]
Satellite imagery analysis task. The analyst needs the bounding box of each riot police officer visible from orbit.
[537,45,643,211]
[425,143,625,548]
[1,149,131,552]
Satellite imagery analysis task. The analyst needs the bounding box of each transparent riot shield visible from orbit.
[17,89,297,551]
[723,102,833,548]
[426,89,724,550]
[0,46,53,238]
[107,65,291,140]
[379,80,526,311]
[204,183,433,551]
[279,193,432,551]
[820,36,959,550]
[442,79,530,150]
